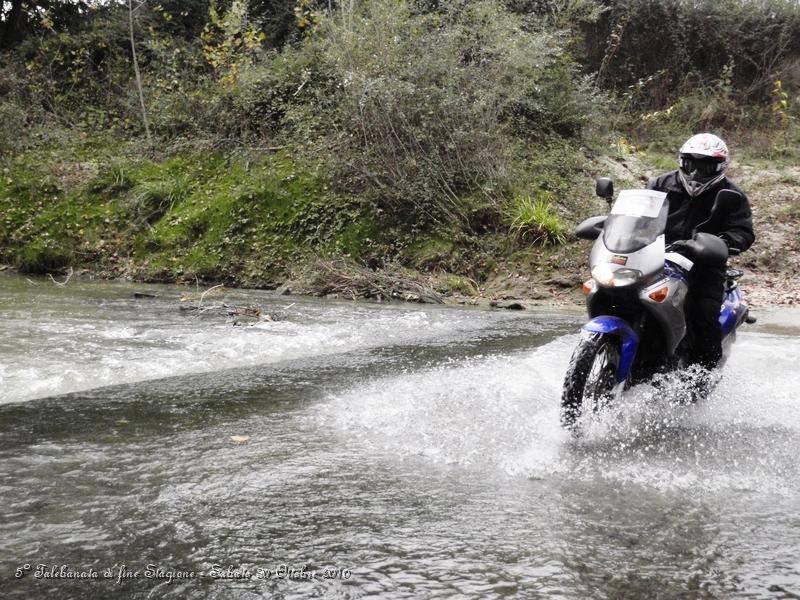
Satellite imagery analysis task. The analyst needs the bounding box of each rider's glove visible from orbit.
[718,233,741,256]
[669,239,694,257]
[671,234,729,266]
[718,233,737,248]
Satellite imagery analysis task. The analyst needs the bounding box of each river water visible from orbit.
[1,273,799,599]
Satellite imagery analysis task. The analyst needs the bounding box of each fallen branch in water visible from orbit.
[48,266,74,287]
[178,284,281,324]
[180,283,227,304]
[179,301,275,323]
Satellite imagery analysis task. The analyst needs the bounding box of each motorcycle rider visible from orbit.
[647,133,755,369]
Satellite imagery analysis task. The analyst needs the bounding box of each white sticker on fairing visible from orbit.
[665,251,694,271]
[610,190,667,218]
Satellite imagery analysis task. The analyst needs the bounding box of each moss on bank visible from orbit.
[0,133,599,300]
[0,144,385,286]
[4,133,797,309]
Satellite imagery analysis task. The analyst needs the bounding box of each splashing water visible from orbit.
[320,331,800,496]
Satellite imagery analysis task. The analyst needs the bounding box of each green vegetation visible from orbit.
[0,146,377,283]
[507,194,568,246]
[1,0,799,292]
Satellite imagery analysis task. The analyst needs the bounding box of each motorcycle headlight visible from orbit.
[591,264,643,288]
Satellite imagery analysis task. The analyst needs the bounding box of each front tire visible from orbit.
[561,332,621,430]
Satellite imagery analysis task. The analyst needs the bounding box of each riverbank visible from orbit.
[2,147,796,311]
[2,0,799,314]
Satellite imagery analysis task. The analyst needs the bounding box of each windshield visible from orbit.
[602,190,668,253]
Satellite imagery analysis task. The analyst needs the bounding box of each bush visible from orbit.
[507,193,568,245]
[303,0,602,226]
[584,0,800,109]
[0,100,27,154]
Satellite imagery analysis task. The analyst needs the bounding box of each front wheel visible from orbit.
[561,332,621,429]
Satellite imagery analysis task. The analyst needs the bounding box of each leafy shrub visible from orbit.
[304,0,602,225]
[207,47,326,141]
[584,0,800,109]
[0,100,27,154]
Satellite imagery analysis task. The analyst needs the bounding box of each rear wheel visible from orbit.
[561,332,621,430]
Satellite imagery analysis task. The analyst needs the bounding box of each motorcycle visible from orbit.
[561,177,755,430]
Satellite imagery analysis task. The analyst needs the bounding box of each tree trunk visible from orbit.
[128,0,152,143]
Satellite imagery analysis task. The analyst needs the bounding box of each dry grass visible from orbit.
[296,259,444,304]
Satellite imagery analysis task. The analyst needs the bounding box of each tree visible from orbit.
[128,0,151,142]
[0,0,26,48]
[1,0,91,49]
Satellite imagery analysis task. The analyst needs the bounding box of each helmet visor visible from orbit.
[680,154,723,181]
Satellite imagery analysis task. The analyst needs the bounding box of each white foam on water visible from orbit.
[555,332,800,496]
[694,332,800,427]
[0,297,505,404]
[321,330,800,497]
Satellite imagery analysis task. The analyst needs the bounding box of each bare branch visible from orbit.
[128,0,151,143]
[48,267,74,287]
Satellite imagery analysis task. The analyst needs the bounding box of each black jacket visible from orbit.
[647,170,755,253]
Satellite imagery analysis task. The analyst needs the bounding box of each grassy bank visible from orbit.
[0,133,598,302]
[3,128,798,308]
[1,143,361,283]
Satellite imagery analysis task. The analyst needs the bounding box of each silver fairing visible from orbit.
[588,235,689,356]
[589,234,665,279]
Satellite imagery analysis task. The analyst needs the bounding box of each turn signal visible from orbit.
[648,286,669,303]
[582,279,596,295]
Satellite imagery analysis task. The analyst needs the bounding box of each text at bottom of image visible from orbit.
[15,563,353,584]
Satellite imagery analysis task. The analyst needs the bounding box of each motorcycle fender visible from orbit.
[720,285,742,337]
[582,317,639,383]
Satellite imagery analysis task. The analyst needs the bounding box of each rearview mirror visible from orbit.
[712,189,742,215]
[575,215,606,240]
[595,177,614,200]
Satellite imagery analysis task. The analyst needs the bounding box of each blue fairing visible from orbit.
[582,317,639,382]
[720,286,743,338]
[664,260,688,282]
